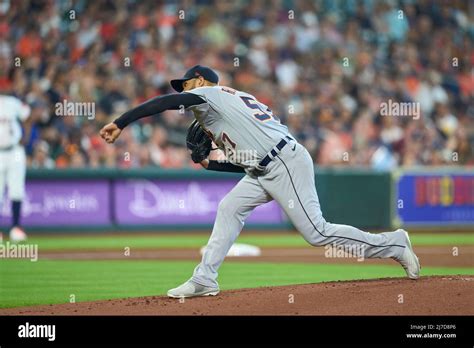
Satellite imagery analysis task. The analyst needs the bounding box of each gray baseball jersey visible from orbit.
[185,86,289,168]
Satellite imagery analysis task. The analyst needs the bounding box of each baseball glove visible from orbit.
[186,119,212,163]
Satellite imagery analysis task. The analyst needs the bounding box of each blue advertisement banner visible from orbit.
[397,172,474,226]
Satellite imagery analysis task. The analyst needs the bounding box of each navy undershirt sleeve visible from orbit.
[207,160,246,173]
[113,93,206,129]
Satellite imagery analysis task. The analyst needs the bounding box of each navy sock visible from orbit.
[12,201,21,228]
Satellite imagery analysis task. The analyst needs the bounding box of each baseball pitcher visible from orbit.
[0,95,31,243]
[100,65,420,298]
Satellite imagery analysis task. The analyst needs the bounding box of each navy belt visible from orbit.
[259,136,293,167]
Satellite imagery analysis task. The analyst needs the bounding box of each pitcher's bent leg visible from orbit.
[316,222,407,259]
[259,143,407,261]
[191,175,272,288]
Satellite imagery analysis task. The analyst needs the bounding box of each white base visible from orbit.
[200,243,262,257]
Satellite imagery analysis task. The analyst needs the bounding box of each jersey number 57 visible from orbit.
[240,96,279,122]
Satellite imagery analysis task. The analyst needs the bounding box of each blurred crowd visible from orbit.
[1,0,472,169]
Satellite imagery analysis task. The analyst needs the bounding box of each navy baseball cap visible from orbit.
[170,65,219,92]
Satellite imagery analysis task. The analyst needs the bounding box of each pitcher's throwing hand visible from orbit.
[100,122,122,143]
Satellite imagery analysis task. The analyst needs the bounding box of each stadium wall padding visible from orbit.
[0,168,396,231]
[18,167,472,232]
[314,168,392,229]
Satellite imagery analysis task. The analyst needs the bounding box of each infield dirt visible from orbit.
[38,245,473,267]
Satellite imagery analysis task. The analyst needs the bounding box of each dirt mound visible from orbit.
[1,276,472,316]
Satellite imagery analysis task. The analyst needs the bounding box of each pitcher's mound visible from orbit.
[2,276,473,315]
